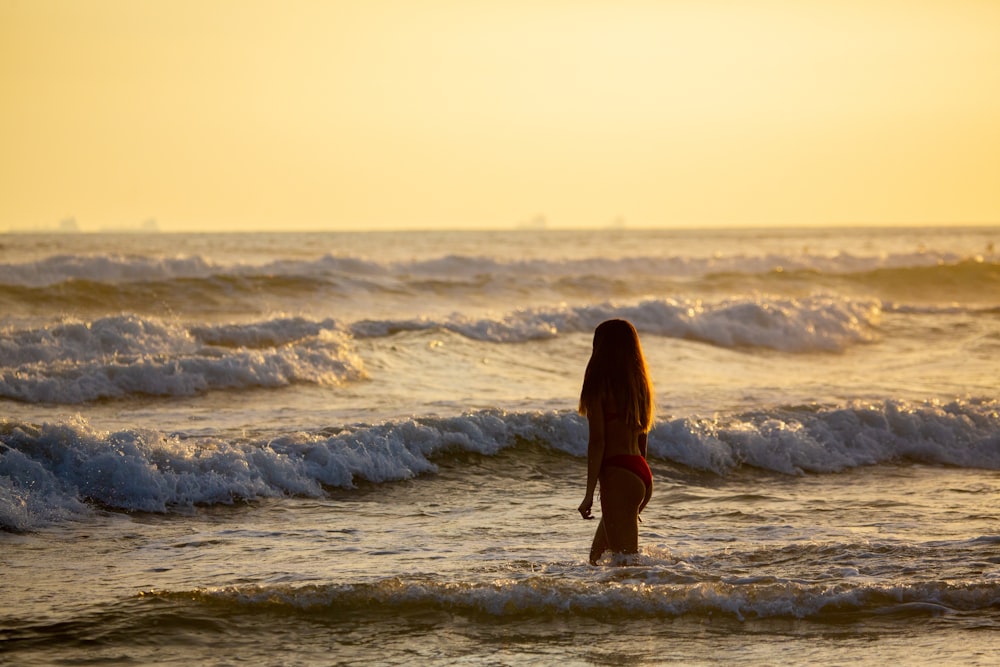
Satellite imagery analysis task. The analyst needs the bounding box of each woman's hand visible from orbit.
[578,496,594,520]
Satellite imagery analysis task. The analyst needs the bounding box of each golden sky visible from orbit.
[2,0,998,232]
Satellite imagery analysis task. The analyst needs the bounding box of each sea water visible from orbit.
[1,227,999,665]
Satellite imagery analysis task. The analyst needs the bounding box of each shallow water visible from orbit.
[5,459,1000,665]
[2,227,999,664]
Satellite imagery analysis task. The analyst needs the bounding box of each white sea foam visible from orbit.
[189,317,341,348]
[0,254,222,288]
[652,399,1000,474]
[0,296,876,404]
[1,315,196,366]
[0,315,363,403]
[163,576,1000,621]
[352,295,881,351]
[2,400,998,530]
[1,249,992,288]
[0,410,583,529]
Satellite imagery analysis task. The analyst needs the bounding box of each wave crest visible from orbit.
[3,250,995,288]
[3,400,998,531]
[150,576,1000,621]
[0,315,363,403]
[654,399,1000,474]
[353,295,881,352]
[0,410,581,530]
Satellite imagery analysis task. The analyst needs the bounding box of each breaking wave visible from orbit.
[0,315,363,403]
[3,399,998,531]
[146,574,1000,622]
[0,294,877,404]
[351,295,881,351]
[1,252,996,317]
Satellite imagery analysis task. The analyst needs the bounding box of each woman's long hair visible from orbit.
[578,319,654,432]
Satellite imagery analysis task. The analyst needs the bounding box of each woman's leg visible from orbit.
[589,517,609,565]
[639,477,653,516]
[598,467,647,556]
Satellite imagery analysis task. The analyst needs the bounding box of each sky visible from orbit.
[1,0,998,232]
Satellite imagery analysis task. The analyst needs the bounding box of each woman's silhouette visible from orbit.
[577,319,654,564]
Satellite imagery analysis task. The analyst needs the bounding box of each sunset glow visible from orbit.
[2,0,998,232]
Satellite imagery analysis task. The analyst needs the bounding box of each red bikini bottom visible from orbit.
[602,454,652,491]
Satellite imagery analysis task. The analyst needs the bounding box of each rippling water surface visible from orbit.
[2,227,999,665]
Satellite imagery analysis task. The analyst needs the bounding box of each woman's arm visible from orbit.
[579,400,605,519]
[638,431,648,459]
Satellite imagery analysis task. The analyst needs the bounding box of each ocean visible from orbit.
[1,226,999,665]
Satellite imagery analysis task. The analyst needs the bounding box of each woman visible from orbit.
[577,319,654,564]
